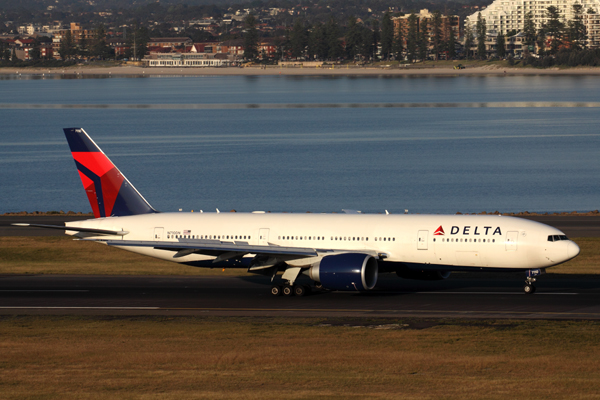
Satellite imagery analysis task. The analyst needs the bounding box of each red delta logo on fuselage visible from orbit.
[435,225,502,236]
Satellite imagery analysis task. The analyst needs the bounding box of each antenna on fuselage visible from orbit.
[216,208,220,213]
[385,210,389,215]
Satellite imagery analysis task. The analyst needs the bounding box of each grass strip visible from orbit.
[0,236,244,276]
[0,316,599,399]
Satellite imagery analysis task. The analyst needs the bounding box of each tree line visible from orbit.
[56,24,149,60]
[242,11,457,62]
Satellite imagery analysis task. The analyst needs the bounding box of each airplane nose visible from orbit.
[567,241,580,259]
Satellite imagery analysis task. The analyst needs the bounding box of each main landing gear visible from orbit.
[270,283,312,297]
[270,266,314,297]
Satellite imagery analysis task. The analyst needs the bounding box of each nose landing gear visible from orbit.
[523,269,545,294]
[524,278,536,294]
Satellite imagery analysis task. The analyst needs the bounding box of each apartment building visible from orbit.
[466,0,600,48]
[392,9,460,56]
[52,22,95,58]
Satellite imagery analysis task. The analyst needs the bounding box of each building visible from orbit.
[466,0,600,48]
[143,51,232,67]
[392,9,460,58]
[107,38,129,57]
[52,23,95,58]
[217,39,244,56]
[147,37,193,52]
[258,38,277,58]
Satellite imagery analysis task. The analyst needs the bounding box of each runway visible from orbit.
[2,274,600,319]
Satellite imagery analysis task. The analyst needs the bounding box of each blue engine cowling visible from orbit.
[309,253,378,291]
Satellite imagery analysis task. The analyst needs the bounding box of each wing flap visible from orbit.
[100,239,319,258]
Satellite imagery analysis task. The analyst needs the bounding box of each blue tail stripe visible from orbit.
[64,128,101,153]
[74,160,107,218]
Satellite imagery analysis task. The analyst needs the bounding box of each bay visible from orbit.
[0,75,599,214]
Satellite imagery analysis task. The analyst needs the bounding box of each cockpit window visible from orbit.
[548,235,569,242]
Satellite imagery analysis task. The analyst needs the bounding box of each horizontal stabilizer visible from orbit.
[12,223,129,236]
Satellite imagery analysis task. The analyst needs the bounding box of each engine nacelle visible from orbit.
[309,253,378,291]
[395,269,451,281]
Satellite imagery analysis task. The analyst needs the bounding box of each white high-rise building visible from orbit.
[466,0,600,47]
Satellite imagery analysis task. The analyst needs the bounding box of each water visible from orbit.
[1,75,599,214]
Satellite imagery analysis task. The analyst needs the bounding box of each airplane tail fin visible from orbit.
[63,128,158,218]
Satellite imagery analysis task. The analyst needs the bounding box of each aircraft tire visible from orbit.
[524,283,536,294]
[282,285,294,296]
[271,285,282,296]
[293,285,306,297]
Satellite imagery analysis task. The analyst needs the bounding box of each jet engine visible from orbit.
[309,253,378,291]
[395,269,451,281]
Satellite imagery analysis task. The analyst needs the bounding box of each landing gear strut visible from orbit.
[523,269,544,294]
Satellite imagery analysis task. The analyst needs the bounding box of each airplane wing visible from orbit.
[95,238,378,262]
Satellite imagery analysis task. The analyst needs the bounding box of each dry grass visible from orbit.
[1,236,598,276]
[1,316,599,399]
[548,237,600,275]
[0,236,245,276]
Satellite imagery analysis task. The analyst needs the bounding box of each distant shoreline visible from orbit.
[3,65,600,77]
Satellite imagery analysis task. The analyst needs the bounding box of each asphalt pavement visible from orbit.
[2,274,600,319]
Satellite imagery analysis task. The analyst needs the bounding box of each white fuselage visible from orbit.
[66,212,580,271]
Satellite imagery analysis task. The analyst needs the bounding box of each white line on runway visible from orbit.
[362,291,579,295]
[0,290,89,292]
[416,292,578,295]
[0,306,160,309]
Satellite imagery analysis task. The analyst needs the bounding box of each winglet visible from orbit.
[63,128,158,218]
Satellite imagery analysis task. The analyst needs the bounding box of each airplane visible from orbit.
[14,128,581,296]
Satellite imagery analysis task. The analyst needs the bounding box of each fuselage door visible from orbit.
[417,230,429,250]
[506,231,518,251]
[259,228,270,245]
[154,227,164,240]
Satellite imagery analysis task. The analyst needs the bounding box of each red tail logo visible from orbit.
[434,226,445,236]
[64,128,156,218]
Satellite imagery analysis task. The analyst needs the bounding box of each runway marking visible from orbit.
[0,290,90,293]
[411,291,578,295]
[0,306,159,310]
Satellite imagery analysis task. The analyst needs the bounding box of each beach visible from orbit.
[3,64,600,77]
